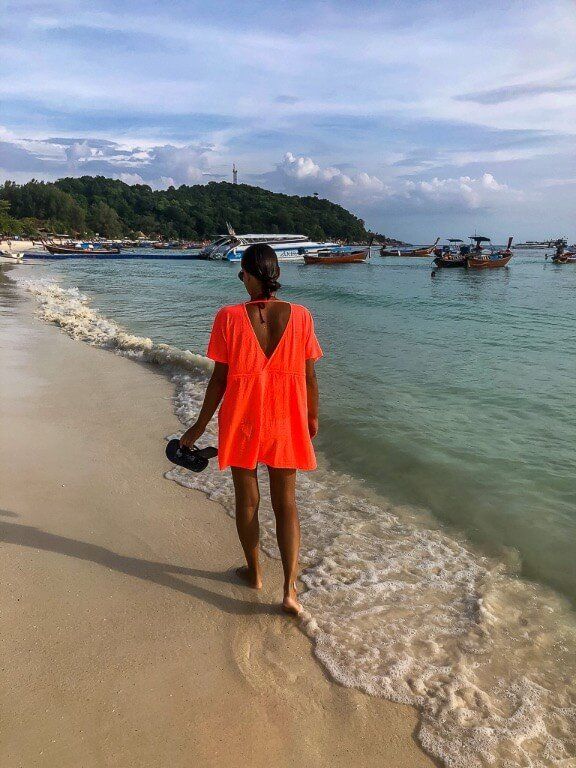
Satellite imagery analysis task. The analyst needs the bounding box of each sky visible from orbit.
[1,0,575,241]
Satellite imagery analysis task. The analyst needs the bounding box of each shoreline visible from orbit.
[0,266,433,767]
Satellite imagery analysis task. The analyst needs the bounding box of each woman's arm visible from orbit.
[180,362,228,448]
[305,359,319,438]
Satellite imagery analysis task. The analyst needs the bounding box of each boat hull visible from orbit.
[466,254,512,269]
[433,256,467,269]
[400,238,440,257]
[304,250,368,264]
[45,244,121,255]
[552,254,576,264]
[222,242,338,262]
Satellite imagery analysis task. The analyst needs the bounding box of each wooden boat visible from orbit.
[551,252,576,263]
[433,239,467,268]
[434,254,467,268]
[466,252,512,269]
[303,247,368,264]
[44,243,121,255]
[466,237,513,269]
[550,239,576,263]
[402,237,440,257]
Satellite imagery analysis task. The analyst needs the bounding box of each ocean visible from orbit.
[12,251,576,767]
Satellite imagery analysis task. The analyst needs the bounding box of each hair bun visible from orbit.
[264,276,281,293]
[241,243,282,297]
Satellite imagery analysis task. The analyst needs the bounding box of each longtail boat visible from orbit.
[303,247,369,264]
[550,239,576,263]
[44,243,121,255]
[552,253,576,264]
[466,237,513,269]
[433,239,467,268]
[402,237,440,257]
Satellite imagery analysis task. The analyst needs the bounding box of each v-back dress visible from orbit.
[206,300,323,471]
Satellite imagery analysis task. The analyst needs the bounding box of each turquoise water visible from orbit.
[24,252,576,603]
[15,253,576,766]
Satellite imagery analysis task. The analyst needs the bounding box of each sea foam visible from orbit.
[23,276,576,768]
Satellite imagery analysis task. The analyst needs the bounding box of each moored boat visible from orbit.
[550,239,576,263]
[44,242,121,256]
[466,237,513,269]
[400,237,440,257]
[433,239,468,268]
[303,247,369,264]
[200,230,338,262]
[1,237,42,261]
[513,240,558,250]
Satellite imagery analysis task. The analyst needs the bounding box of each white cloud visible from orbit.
[401,172,519,210]
[65,141,97,165]
[278,152,388,200]
[273,153,521,212]
[118,172,144,185]
[146,144,215,185]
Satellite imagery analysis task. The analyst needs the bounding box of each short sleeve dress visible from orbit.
[206,301,323,471]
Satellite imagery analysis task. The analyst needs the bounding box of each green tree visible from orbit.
[88,201,123,238]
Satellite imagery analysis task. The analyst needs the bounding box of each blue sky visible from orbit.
[1,0,575,240]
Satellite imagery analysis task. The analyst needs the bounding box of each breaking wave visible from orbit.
[23,276,576,768]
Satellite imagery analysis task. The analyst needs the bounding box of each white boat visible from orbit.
[200,232,337,262]
[513,240,558,250]
[0,238,43,262]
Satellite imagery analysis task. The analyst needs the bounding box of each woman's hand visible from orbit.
[308,416,319,439]
[180,422,205,450]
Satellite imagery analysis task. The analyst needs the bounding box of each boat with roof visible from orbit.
[550,239,576,263]
[465,236,513,269]
[433,239,468,268]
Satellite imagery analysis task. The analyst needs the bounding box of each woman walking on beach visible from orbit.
[180,244,322,614]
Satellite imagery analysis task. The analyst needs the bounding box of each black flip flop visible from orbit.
[165,439,218,473]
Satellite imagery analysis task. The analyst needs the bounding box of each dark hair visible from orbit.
[241,243,281,298]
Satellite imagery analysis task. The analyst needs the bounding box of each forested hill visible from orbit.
[0,176,377,242]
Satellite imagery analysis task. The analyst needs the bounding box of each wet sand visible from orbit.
[0,269,433,768]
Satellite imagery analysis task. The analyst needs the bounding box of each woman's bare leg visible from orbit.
[268,467,302,615]
[231,467,262,589]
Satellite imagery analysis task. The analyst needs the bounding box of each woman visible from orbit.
[180,243,322,615]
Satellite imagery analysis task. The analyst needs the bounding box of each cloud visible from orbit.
[0,134,231,188]
[456,81,576,105]
[146,143,217,185]
[118,172,144,185]
[272,152,387,200]
[65,140,96,165]
[267,153,522,213]
[401,172,519,211]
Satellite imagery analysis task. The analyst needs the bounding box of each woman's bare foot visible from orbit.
[282,582,303,615]
[235,566,263,590]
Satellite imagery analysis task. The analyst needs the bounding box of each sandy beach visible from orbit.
[0,268,433,768]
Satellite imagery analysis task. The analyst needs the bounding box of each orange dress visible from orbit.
[206,301,323,470]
